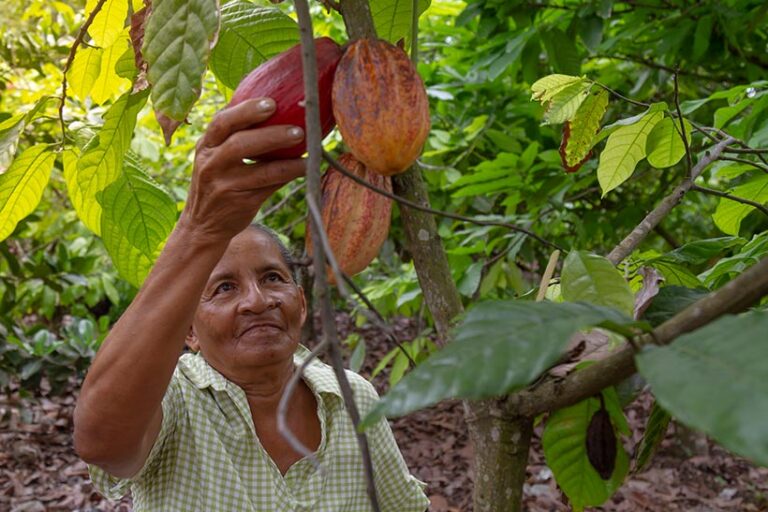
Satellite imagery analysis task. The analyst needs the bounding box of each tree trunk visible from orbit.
[336,4,533,510]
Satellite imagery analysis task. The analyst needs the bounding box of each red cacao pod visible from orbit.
[228,37,342,160]
[332,38,430,176]
[306,153,393,283]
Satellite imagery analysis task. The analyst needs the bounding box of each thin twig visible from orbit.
[59,0,109,142]
[594,82,650,109]
[673,71,692,173]
[691,185,768,218]
[255,182,306,220]
[276,339,329,470]
[719,156,768,174]
[607,137,736,265]
[322,151,563,251]
[292,4,381,511]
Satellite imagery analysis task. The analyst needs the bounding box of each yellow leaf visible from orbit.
[86,0,129,47]
[67,46,103,102]
[91,33,133,105]
[0,145,56,242]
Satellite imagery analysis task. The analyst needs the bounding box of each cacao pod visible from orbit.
[585,397,617,480]
[332,38,430,176]
[306,153,392,283]
[228,37,342,160]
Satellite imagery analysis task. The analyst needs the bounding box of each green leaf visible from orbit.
[371,0,430,46]
[594,102,668,145]
[634,400,671,472]
[98,155,176,286]
[541,27,581,76]
[67,89,149,234]
[713,174,768,235]
[361,301,631,427]
[66,46,103,102]
[642,286,709,327]
[648,259,703,288]
[699,232,768,288]
[543,81,592,125]
[0,96,56,166]
[662,236,745,266]
[543,390,630,509]
[692,14,715,62]
[645,117,692,169]
[85,0,128,47]
[144,0,219,126]
[0,145,56,242]
[561,251,634,316]
[531,74,585,103]
[210,2,299,90]
[562,88,609,166]
[597,111,664,195]
[636,311,768,467]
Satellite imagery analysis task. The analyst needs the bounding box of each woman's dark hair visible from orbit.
[247,223,298,282]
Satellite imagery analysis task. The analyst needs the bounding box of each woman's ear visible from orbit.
[297,284,307,327]
[185,325,201,352]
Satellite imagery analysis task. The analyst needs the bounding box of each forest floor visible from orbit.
[1,314,768,511]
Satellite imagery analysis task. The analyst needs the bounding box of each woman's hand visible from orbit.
[178,97,306,244]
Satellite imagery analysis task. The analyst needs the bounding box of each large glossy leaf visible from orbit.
[0,96,57,168]
[67,46,103,102]
[67,89,149,235]
[541,27,581,76]
[645,117,692,169]
[662,236,745,266]
[371,0,430,46]
[562,88,609,167]
[99,155,175,286]
[713,174,768,235]
[361,301,631,427]
[144,0,219,132]
[85,0,128,47]
[699,232,768,288]
[648,259,703,289]
[210,2,298,90]
[642,286,709,327]
[0,145,56,241]
[636,312,768,467]
[561,251,634,316]
[597,111,664,195]
[543,389,630,510]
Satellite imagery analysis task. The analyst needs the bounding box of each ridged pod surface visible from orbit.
[228,37,342,160]
[307,153,393,283]
[332,38,430,176]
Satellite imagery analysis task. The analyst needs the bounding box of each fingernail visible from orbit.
[287,127,304,139]
[258,98,275,111]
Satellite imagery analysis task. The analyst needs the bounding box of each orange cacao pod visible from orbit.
[332,38,430,176]
[306,153,393,283]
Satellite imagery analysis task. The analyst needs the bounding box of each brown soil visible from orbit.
[1,315,767,511]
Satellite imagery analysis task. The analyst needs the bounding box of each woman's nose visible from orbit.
[237,283,278,313]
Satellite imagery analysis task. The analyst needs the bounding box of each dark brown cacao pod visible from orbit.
[585,399,618,480]
[332,38,430,176]
[228,37,342,160]
[306,153,392,283]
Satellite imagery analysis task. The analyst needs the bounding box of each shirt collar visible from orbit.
[179,346,343,399]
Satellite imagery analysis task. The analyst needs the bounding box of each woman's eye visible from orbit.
[214,282,235,294]
[265,272,284,283]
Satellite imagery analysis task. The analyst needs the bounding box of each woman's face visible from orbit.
[189,229,306,375]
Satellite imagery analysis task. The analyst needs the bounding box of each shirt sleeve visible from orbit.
[353,375,430,512]
[87,374,183,500]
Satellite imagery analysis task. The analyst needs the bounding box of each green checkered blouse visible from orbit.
[88,347,429,511]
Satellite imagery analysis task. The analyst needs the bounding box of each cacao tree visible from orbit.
[1,0,767,510]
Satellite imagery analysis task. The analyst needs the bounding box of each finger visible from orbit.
[229,158,307,190]
[217,125,305,167]
[202,98,277,148]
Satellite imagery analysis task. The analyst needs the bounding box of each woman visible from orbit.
[74,97,429,511]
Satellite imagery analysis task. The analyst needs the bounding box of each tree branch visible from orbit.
[292,4,380,510]
[59,0,109,142]
[691,185,768,218]
[322,152,563,251]
[505,255,768,418]
[607,137,735,265]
